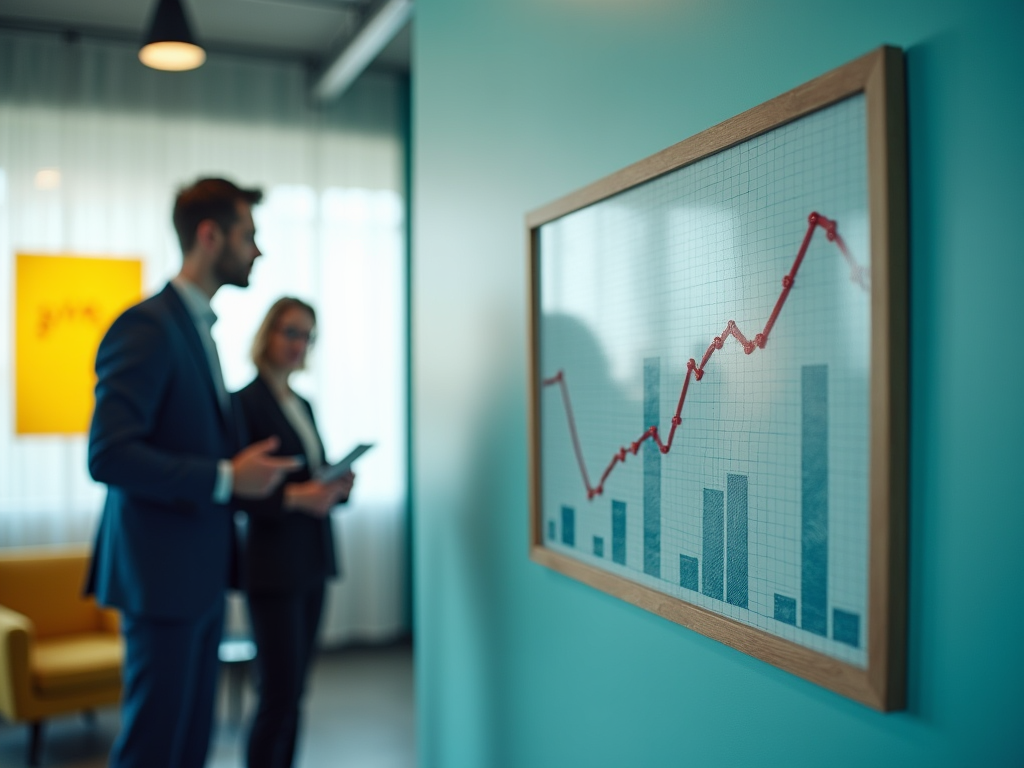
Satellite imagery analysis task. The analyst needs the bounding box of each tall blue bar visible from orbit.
[679,555,699,591]
[774,594,797,625]
[612,500,627,565]
[643,358,661,578]
[702,488,724,600]
[726,473,748,608]
[801,365,828,636]
[833,609,860,648]
[561,505,575,547]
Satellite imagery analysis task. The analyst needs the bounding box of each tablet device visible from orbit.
[316,443,374,483]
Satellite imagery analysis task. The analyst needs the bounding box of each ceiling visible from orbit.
[0,0,411,73]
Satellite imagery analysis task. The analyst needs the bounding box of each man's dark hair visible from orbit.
[172,178,263,253]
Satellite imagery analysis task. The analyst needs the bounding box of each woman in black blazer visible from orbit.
[236,297,354,768]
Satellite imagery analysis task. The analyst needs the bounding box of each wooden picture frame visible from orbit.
[527,47,907,710]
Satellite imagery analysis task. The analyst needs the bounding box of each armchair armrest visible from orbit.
[99,607,120,635]
[0,604,35,721]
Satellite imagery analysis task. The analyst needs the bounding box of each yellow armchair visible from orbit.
[0,546,123,766]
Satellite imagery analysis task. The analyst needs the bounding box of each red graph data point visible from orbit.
[543,211,867,500]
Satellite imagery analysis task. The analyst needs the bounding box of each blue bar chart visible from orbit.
[546,358,864,654]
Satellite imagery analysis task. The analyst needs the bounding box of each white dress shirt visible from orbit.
[170,277,234,503]
[277,390,324,473]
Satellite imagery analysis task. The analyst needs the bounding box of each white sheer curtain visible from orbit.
[0,29,408,646]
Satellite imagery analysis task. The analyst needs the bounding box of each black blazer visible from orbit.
[235,375,339,595]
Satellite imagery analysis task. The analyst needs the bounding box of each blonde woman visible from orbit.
[235,297,354,768]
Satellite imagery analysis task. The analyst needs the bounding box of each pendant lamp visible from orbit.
[139,0,206,72]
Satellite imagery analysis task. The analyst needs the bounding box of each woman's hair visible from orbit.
[250,296,317,371]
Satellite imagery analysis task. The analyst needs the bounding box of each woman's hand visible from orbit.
[283,473,355,518]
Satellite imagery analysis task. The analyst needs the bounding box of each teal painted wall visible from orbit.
[412,2,1024,766]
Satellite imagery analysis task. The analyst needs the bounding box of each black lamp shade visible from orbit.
[139,0,206,71]
[144,0,198,46]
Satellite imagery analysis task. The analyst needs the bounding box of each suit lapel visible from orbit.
[253,376,324,461]
[159,284,232,436]
[253,376,298,452]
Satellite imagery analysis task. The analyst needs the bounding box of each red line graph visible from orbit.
[543,212,868,500]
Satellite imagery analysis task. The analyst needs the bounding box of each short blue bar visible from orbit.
[612,500,626,565]
[833,609,860,648]
[561,505,575,547]
[593,536,604,558]
[547,520,555,541]
[702,488,724,600]
[774,594,797,625]
[679,555,699,591]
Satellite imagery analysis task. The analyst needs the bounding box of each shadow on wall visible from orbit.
[458,310,634,760]
[902,33,950,725]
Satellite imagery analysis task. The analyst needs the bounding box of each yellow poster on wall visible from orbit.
[15,254,143,435]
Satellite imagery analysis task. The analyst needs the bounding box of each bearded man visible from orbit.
[86,178,299,768]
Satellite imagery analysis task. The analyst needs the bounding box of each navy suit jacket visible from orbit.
[236,376,339,595]
[86,283,243,620]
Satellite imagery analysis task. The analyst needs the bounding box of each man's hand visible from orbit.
[283,473,355,518]
[231,437,301,499]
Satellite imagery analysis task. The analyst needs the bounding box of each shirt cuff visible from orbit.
[213,459,233,504]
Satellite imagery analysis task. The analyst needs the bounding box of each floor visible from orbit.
[0,641,415,768]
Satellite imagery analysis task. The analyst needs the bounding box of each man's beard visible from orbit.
[212,241,250,288]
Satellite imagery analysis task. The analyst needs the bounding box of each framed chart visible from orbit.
[527,47,907,710]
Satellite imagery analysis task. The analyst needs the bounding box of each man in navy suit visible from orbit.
[87,178,299,768]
